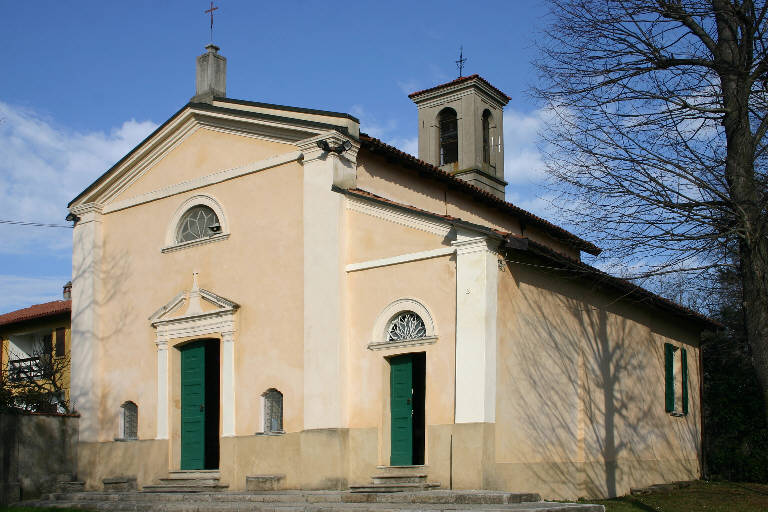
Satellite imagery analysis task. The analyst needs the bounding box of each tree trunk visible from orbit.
[715,0,768,424]
[741,240,768,425]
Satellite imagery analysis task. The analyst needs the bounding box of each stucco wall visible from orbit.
[355,151,579,260]
[493,252,702,498]
[88,127,303,443]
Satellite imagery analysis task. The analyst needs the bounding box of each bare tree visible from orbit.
[1,341,70,413]
[535,0,768,420]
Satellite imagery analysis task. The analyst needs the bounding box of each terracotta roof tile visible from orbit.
[408,74,512,101]
[358,133,601,256]
[0,300,71,328]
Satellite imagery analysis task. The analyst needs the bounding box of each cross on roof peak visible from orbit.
[205,1,219,43]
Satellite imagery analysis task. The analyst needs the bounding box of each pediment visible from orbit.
[150,273,239,326]
[70,102,341,210]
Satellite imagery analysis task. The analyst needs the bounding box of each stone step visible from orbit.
[371,474,427,485]
[350,482,441,493]
[374,465,429,476]
[166,470,221,480]
[142,483,230,493]
[22,496,604,512]
[158,477,222,486]
[44,490,544,505]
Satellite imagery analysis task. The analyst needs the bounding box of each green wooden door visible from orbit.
[390,355,414,466]
[181,341,206,470]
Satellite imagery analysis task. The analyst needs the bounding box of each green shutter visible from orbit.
[681,347,689,415]
[664,343,675,412]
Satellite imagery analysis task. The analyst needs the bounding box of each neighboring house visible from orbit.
[0,283,72,410]
[66,45,717,499]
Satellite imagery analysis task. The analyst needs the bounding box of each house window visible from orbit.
[176,205,221,243]
[664,343,688,415]
[121,401,138,440]
[482,110,491,164]
[387,311,427,342]
[263,389,283,433]
[55,328,66,358]
[439,108,458,166]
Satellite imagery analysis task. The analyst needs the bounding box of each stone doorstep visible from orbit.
[371,475,428,485]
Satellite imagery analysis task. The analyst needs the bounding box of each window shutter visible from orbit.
[681,347,689,415]
[55,328,66,357]
[664,343,675,412]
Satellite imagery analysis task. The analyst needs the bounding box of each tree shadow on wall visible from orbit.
[69,232,132,437]
[498,254,700,499]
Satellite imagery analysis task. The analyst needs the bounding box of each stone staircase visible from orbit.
[22,489,604,511]
[141,470,229,493]
[350,465,439,493]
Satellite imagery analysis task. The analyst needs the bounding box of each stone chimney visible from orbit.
[63,281,72,300]
[192,44,226,103]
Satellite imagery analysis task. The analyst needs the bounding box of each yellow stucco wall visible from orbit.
[91,127,303,442]
[494,252,701,498]
[355,151,580,259]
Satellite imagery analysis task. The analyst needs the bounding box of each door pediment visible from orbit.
[149,273,239,338]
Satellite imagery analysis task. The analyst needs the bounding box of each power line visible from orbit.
[0,219,73,229]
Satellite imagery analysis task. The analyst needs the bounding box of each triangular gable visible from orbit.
[70,101,355,210]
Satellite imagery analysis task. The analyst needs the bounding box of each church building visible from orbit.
[67,45,713,499]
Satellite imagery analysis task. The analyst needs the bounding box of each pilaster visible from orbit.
[221,330,236,436]
[69,202,103,442]
[297,133,358,430]
[452,235,499,423]
[155,337,169,439]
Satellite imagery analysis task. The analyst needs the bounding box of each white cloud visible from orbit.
[503,108,550,185]
[0,275,70,314]
[0,101,157,255]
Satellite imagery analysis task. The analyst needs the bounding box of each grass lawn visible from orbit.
[580,480,768,511]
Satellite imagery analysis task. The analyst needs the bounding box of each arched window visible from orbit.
[176,205,221,243]
[120,401,138,440]
[387,311,427,342]
[263,389,283,433]
[438,108,458,166]
[482,110,492,164]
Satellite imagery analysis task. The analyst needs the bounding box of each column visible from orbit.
[298,134,358,430]
[452,235,499,423]
[69,203,103,442]
[155,336,169,439]
[221,330,236,436]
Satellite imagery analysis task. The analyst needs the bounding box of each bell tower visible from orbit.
[409,75,509,199]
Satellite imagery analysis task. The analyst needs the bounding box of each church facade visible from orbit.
[67,45,712,499]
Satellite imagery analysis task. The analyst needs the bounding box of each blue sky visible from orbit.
[0,1,555,312]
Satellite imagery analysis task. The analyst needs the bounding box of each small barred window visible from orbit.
[121,401,138,440]
[387,311,427,342]
[176,205,221,243]
[263,389,283,433]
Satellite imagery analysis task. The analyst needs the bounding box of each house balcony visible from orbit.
[8,356,46,383]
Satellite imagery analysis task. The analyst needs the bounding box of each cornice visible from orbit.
[346,196,452,237]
